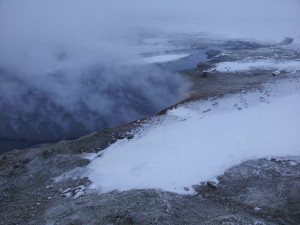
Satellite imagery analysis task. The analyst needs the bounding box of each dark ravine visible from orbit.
[1,40,300,224]
[0,62,190,154]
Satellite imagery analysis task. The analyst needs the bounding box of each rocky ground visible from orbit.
[1,39,300,225]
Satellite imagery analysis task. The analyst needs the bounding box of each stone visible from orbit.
[280,37,294,45]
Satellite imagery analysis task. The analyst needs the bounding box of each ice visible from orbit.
[143,54,190,64]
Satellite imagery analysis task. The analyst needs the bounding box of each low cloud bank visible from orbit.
[0,64,188,141]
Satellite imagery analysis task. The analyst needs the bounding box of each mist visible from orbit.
[0,0,299,150]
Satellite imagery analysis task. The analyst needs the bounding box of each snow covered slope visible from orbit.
[85,77,300,194]
[212,60,300,72]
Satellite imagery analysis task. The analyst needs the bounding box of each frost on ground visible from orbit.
[211,60,300,72]
[84,77,300,194]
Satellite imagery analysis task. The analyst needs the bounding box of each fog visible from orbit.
[0,0,299,150]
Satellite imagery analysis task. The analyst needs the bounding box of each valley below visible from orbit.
[1,37,300,225]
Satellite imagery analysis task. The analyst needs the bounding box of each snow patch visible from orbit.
[84,78,300,194]
[213,60,300,72]
[143,54,190,64]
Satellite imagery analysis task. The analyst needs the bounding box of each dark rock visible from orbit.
[129,213,141,224]
[202,71,208,78]
[224,40,269,50]
[197,62,214,71]
[207,182,217,189]
[202,109,211,113]
[127,135,134,140]
[205,49,221,58]
[280,37,294,45]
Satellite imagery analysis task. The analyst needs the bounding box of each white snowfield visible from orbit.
[143,54,190,64]
[85,76,300,194]
[212,60,300,72]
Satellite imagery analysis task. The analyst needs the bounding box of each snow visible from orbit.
[85,78,300,194]
[143,54,190,64]
[62,185,87,199]
[212,60,300,72]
